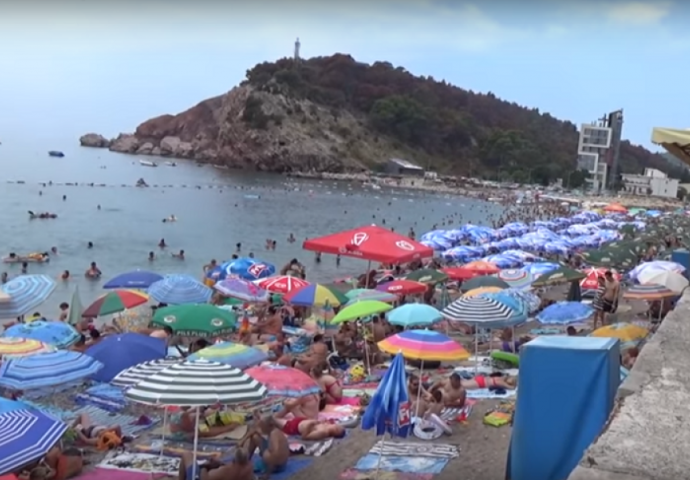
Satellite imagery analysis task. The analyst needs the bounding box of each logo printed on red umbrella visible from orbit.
[247,263,267,278]
[398,400,411,426]
[352,232,368,246]
[387,285,404,291]
[395,240,415,251]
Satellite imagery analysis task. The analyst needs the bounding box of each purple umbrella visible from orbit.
[214,278,270,302]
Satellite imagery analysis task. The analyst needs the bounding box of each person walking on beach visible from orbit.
[592,276,606,329]
[602,270,620,324]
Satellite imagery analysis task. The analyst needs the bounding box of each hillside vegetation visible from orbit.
[244,54,689,184]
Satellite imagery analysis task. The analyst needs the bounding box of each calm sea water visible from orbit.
[0,140,503,316]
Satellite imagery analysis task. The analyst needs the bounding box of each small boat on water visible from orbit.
[140,160,158,167]
[48,151,65,157]
[165,161,177,167]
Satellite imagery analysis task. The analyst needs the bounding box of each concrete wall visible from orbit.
[568,290,690,480]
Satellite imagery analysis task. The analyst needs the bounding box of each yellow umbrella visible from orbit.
[462,286,503,298]
[590,323,648,343]
[0,337,56,359]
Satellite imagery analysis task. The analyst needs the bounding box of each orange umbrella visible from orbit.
[603,203,628,213]
[441,267,479,281]
[463,260,500,275]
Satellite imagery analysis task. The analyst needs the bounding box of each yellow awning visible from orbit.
[651,127,690,166]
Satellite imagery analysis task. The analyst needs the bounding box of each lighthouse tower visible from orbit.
[294,37,301,61]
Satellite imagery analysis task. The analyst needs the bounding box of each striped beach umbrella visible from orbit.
[110,358,181,388]
[125,359,267,406]
[378,329,470,362]
[623,283,677,300]
[0,350,104,390]
[82,290,149,317]
[0,401,69,475]
[188,342,268,369]
[442,295,520,328]
[148,275,212,305]
[0,275,56,318]
[496,269,535,290]
[0,337,56,360]
[2,321,80,349]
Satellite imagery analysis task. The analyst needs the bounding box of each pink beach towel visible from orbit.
[76,468,151,480]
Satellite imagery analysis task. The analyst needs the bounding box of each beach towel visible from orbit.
[149,423,248,443]
[72,405,159,437]
[368,441,459,459]
[340,468,434,480]
[131,443,221,460]
[454,365,519,377]
[99,452,179,475]
[440,399,475,423]
[21,382,81,400]
[268,458,313,480]
[465,388,516,399]
[355,454,448,474]
[529,327,562,335]
[70,467,150,480]
[75,386,127,412]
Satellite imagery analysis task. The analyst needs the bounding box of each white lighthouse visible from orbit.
[294,37,301,61]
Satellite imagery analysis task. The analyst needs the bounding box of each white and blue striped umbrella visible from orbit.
[2,320,81,349]
[0,275,56,318]
[442,296,521,328]
[0,400,68,475]
[0,350,104,390]
[496,269,535,290]
[536,301,594,325]
[148,274,212,305]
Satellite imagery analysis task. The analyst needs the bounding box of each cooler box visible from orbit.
[506,336,619,480]
[671,249,690,280]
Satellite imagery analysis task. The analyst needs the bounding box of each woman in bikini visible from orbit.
[311,362,342,404]
[462,375,517,390]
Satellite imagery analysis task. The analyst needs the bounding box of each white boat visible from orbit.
[165,161,177,167]
[139,160,158,167]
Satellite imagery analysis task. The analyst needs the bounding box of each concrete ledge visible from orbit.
[568,290,690,480]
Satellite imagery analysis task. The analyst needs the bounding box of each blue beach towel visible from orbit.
[263,458,312,480]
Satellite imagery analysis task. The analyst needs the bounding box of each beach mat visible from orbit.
[369,441,459,459]
[466,388,517,399]
[355,454,448,474]
[149,423,248,443]
[340,469,433,480]
[99,453,179,475]
[75,467,150,480]
[130,444,221,460]
[440,399,475,422]
[263,458,313,480]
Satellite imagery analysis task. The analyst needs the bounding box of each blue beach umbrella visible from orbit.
[536,301,594,325]
[362,352,411,437]
[2,320,80,349]
[442,296,522,328]
[496,269,535,290]
[0,274,56,318]
[85,333,167,383]
[0,401,69,475]
[148,274,212,305]
[387,304,443,328]
[0,350,104,390]
[103,270,164,289]
[228,258,276,281]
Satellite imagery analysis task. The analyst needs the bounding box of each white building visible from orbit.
[621,168,679,198]
[576,123,613,191]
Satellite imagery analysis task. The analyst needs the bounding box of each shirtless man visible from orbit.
[274,392,321,420]
[241,416,290,478]
[177,448,253,480]
[602,271,620,324]
[408,375,432,416]
[294,334,329,373]
[272,415,346,441]
[255,306,283,339]
[429,373,467,408]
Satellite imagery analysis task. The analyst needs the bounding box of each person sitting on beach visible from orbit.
[35,445,84,480]
[84,262,101,279]
[271,415,346,441]
[177,448,254,480]
[408,375,432,415]
[429,373,467,408]
[170,407,241,439]
[462,374,516,390]
[311,362,342,404]
[293,334,328,373]
[70,334,88,353]
[239,415,290,477]
[253,306,283,338]
[274,390,322,420]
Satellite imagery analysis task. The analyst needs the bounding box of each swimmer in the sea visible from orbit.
[61,270,70,280]
[87,241,93,249]
[148,251,155,261]
[85,262,102,279]
[159,238,166,248]
[172,249,185,260]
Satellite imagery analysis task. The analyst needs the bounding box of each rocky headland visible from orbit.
[80,54,689,181]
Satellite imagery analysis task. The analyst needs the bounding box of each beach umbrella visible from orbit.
[462,286,503,298]
[440,267,478,281]
[623,284,677,300]
[579,268,620,291]
[0,275,56,319]
[188,341,268,369]
[254,275,310,294]
[442,296,520,328]
[283,284,349,307]
[84,333,167,383]
[580,249,636,269]
[102,270,164,289]
[530,267,586,287]
[0,400,69,476]
[0,350,104,390]
[214,278,270,302]
[628,260,685,281]
[152,304,237,337]
[496,269,535,290]
[331,300,393,324]
[227,258,276,281]
[66,287,84,327]
[344,289,398,305]
[361,352,411,438]
[245,365,321,398]
[460,276,509,292]
[2,321,80,349]
[638,270,689,293]
[148,275,212,305]
[378,329,469,362]
[0,338,56,360]
[110,358,181,388]
[462,261,500,275]
[404,268,449,284]
[81,289,149,318]
[536,301,594,325]
[498,289,541,314]
[591,323,648,343]
[603,203,627,213]
[386,304,442,328]
[479,291,530,319]
[376,280,427,296]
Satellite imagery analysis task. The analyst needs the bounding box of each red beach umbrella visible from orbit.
[376,279,428,295]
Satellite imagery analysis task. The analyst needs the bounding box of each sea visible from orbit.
[0,141,504,316]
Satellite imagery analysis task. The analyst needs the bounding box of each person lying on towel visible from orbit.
[177,448,254,480]
[272,415,346,441]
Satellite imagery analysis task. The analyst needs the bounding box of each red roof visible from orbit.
[303,225,434,264]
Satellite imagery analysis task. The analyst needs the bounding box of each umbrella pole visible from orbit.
[191,408,201,480]
[414,360,425,419]
[365,261,372,288]
[374,434,386,479]
[474,330,479,374]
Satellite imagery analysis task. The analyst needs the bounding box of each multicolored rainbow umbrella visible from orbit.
[188,341,268,369]
[282,284,348,307]
[378,329,470,362]
[496,269,535,290]
[82,290,149,317]
[0,337,56,360]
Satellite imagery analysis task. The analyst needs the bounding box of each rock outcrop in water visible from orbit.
[79,133,111,148]
[79,54,688,180]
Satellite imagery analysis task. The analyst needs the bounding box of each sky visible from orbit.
[1,0,688,149]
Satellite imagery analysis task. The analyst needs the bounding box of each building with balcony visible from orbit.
[575,111,624,192]
[621,168,679,198]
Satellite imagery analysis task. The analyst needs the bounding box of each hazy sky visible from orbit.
[1,0,688,148]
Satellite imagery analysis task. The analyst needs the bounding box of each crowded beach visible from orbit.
[0,199,687,480]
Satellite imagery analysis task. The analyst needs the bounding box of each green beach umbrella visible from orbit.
[67,287,84,326]
[403,269,449,284]
[460,276,510,292]
[331,300,393,325]
[531,267,586,287]
[152,304,237,337]
[581,248,636,269]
